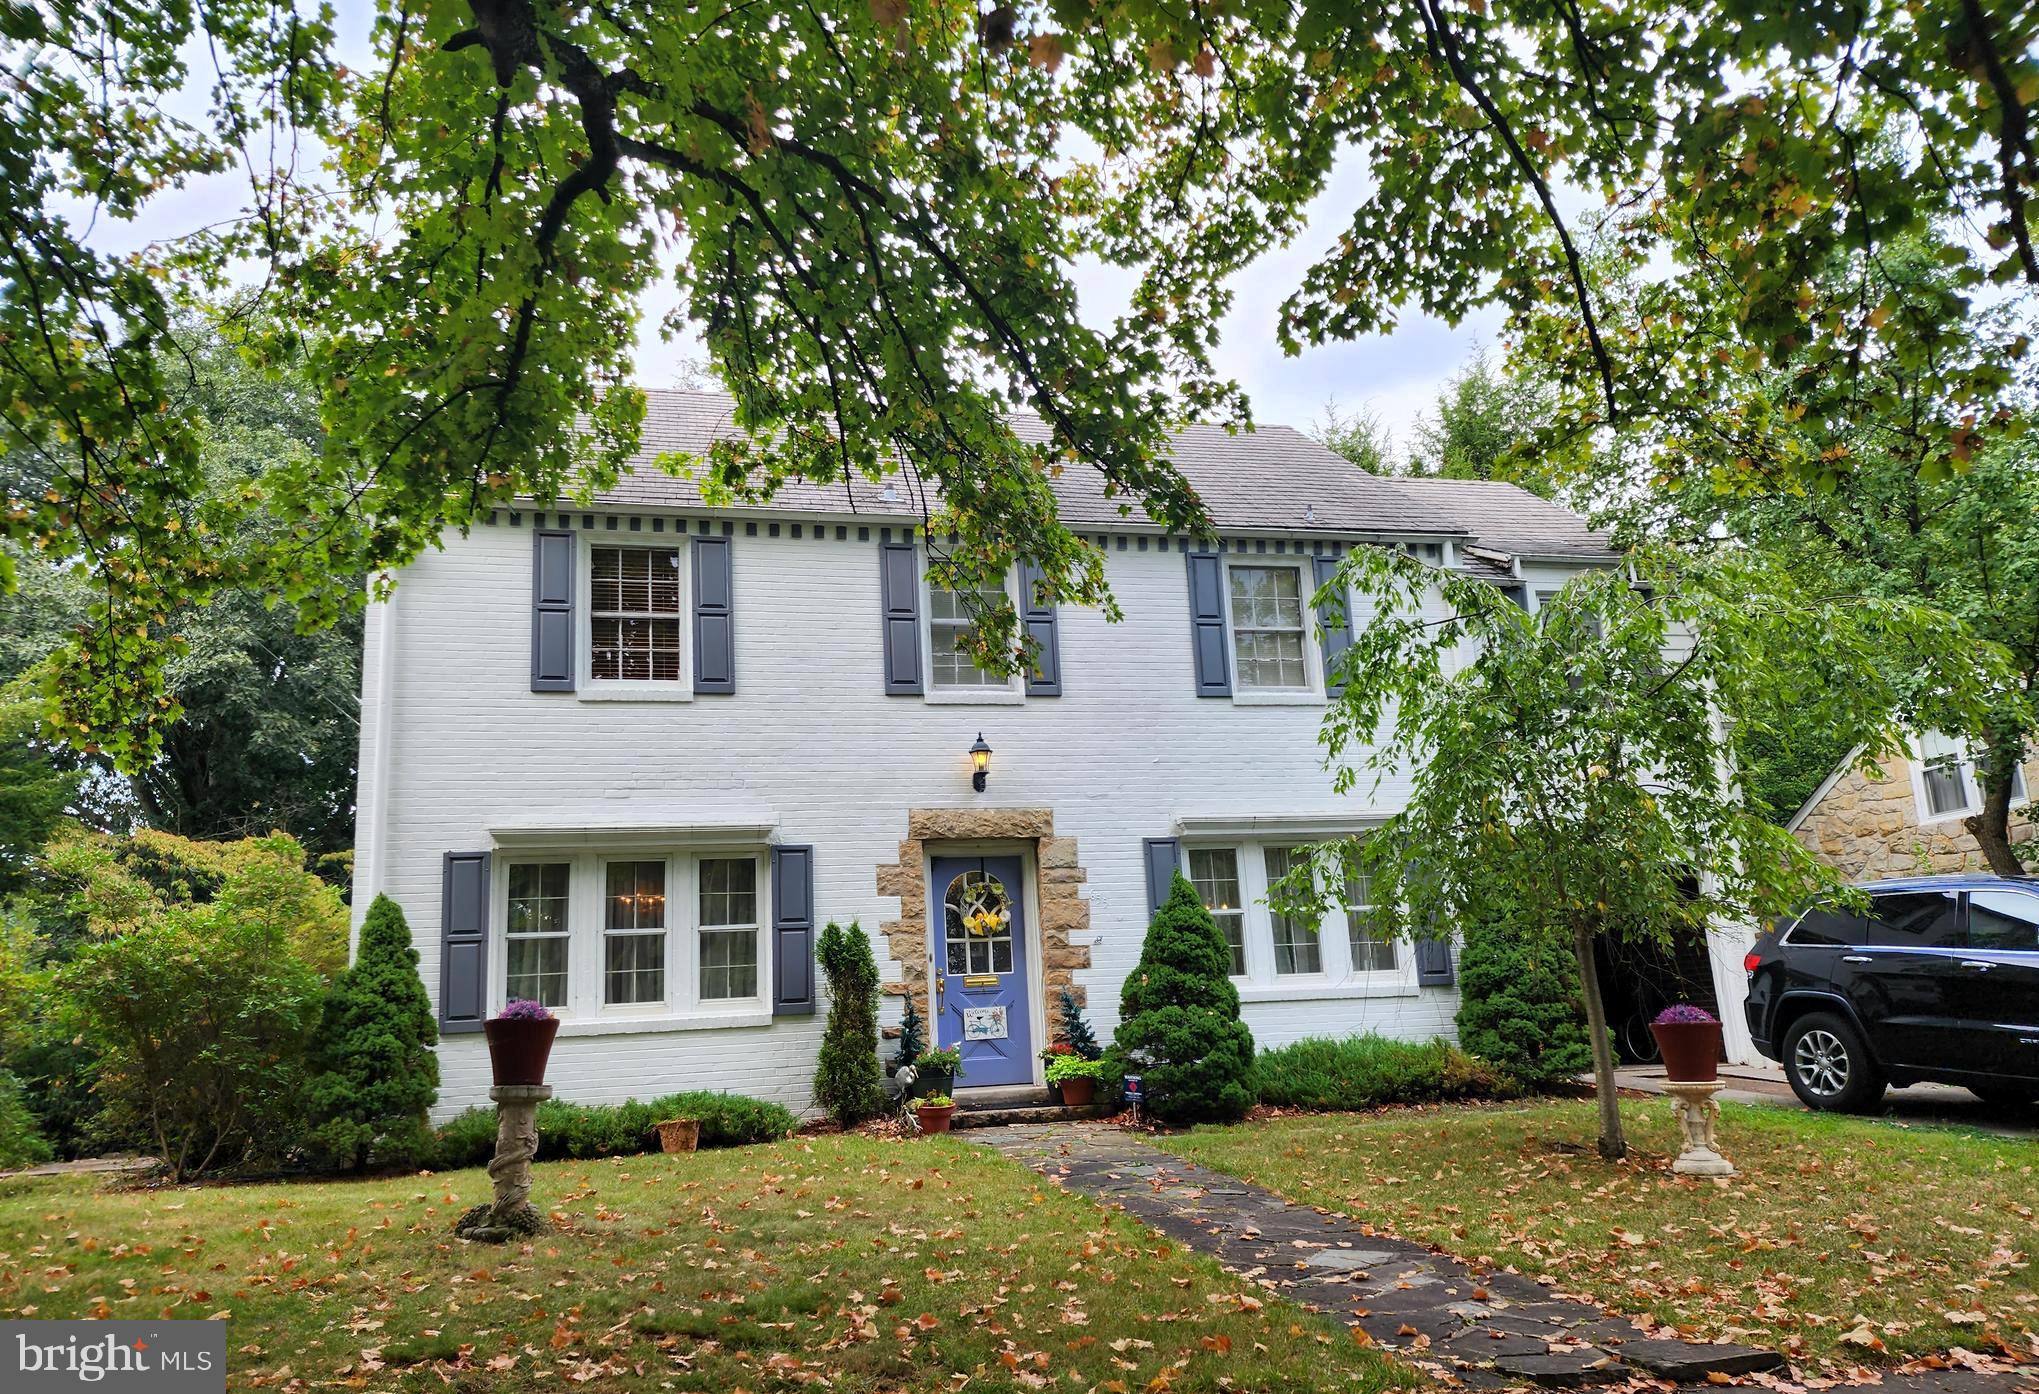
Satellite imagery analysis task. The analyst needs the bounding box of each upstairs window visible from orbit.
[1228,565,1309,690]
[591,545,683,682]
[1914,731,2027,822]
[928,571,1013,690]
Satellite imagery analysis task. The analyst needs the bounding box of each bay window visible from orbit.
[497,850,768,1020]
[1183,837,1409,988]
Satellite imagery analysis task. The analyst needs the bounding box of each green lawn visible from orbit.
[1155,1099,2039,1372]
[0,1134,1418,1393]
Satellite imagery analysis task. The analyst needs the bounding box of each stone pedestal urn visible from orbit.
[1663,1080,1736,1177]
[453,1084,554,1242]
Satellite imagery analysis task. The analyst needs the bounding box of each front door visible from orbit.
[930,855,1034,1087]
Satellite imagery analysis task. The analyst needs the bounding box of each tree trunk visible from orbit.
[1961,733,2026,877]
[1572,926,1626,1159]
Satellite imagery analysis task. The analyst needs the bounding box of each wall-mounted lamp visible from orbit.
[969,733,993,793]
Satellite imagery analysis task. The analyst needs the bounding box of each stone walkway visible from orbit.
[971,1122,2037,1394]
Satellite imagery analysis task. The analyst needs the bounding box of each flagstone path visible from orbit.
[969,1122,2036,1394]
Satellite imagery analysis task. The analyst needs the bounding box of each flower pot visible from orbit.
[1651,1021,1724,1082]
[484,1017,560,1086]
[916,1103,957,1134]
[1057,1077,1096,1107]
[912,1070,952,1100]
[1045,1082,1064,1104]
[654,1118,700,1154]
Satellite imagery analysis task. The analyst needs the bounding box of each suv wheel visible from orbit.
[1784,1012,1885,1112]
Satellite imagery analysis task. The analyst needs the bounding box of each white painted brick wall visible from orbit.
[354,519,1726,1121]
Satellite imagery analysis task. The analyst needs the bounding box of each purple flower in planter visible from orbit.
[496,998,555,1022]
[1653,1003,1718,1026]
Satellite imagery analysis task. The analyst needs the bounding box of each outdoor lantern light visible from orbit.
[969,733,993,792]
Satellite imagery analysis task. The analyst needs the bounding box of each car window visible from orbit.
[1968,890,2039,951]
[1863,891,1961,948]
[1785,905,1866,947]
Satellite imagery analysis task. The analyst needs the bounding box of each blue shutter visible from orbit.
[1185,551,1230,697]
[440,851,492,1033]
[1142,837,1182,919]
[1313,554,1351,696]
[771,845,817,1015]
[1415,936,1456,986]
[1020,561,1062,696]
[693,536,734,693]
[879,543,923,695]
[531,529,576,691]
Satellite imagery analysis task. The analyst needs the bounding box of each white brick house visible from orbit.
[351,389,1742,1118]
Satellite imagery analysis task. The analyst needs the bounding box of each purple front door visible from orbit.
[930,855,1034,1087]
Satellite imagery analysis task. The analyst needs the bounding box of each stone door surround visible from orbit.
[874,809,1092,1047]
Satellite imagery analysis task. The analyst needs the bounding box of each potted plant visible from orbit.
[912,1047,962,1099]
[1044,1054,1109,1107]
[1650,1004,1723,1082]
[485,999,560,1086]
[1040,1041,1077,1101]
[653,1117,701,1153]
[915,1092,957,1134]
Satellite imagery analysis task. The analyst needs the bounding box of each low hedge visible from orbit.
[430,1090,796,1170]
[1253,1034,1522,1112]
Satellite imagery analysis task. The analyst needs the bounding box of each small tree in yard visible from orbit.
[1111,873,1256,1125]
[890,993,926,1072]
[815,922,885,1127]
[305,895,439,1171]
[1285,549,1997,1158]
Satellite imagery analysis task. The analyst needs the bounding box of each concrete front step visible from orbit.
[950,1103,1114,1129]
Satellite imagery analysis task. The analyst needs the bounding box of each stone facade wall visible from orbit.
[874,808,1092,1042]
[1791,750,2039,879]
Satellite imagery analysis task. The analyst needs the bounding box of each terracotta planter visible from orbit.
[655,1119,700,1154]
[916,1103,957,1134]
[1057,1076,1096,1107]
[484,1017,560,1086]
[1651,1021,1724,1082]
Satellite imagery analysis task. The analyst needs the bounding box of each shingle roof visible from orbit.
[583,389,1616,563]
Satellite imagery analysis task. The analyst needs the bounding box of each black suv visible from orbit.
[1745,874,2039,1111]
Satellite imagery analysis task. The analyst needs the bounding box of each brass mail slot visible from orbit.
[961,974,999,987]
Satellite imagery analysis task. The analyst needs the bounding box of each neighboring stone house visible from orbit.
[1787,735,2039,879]
[351,388,1761,1119]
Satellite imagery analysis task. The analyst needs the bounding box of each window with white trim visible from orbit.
[698,856,760,1000]
[927,569,1014,689]
[590,545,684,682]
[505,862,571,1007]
[1227,564,1309,690]
[497,851,769,1020]
[1184,838,1408,987]
[1914,731,2028,822]
[1188,847,1247,976]
[603,859,668,1006]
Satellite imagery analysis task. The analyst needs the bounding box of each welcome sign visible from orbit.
[2,1321,226,1392]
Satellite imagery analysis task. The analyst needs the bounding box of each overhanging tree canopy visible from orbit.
[3,0,2032,763]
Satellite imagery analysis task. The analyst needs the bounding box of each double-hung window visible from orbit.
[698,857,760,1000]
[1188,847,1248,976]
[505,863,571,1007]
[590,545,683,682]
[497,851,768,1020]
[603,860,668,1007]
[1228,565,1309,691]
[1914,731,2028,823]
[928,570,1013,690]
[1182,837,1412,989]
[1262,846,1322,974]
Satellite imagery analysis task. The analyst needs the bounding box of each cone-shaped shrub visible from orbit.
[305,895,439,1171]
[1454,908,1594,1088]
[1056,985,1101,1060]
[891,993,926,1071]
[1111,872,1255,1124]
[814,921,886,1126]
